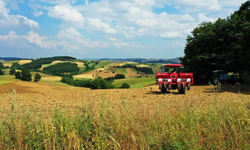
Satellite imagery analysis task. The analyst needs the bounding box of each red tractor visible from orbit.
[146,64,194,94]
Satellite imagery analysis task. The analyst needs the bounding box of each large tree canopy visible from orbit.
[180,1,250,83]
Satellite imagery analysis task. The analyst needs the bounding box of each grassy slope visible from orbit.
[0,75,18,85]
[95,61,113,69]
[113,77,155,88]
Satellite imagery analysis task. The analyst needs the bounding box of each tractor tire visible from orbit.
[161,86,166,93]
[179,86,186,94]
[161,83,167,94]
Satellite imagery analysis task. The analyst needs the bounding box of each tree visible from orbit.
[0,68,4,75]
[0,62,4,69]
[11,62,21,70]
[115,74,125,79]
[121,83,130,89]
[21,68,32,81]
[15,71,21,79]
[34,73,41,82]
[180,1,250,83]
[9,68,16,75]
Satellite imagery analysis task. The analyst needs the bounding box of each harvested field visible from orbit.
[0,81,247,112]
[0,80,250,149]
[126,68,139,77]
[97,70,116,78]
[3,63,12,67]
[74,70,98,79]
[136,64,150,68]
[41,76,62,82]
[19,60,32,65]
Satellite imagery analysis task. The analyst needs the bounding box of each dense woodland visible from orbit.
[181,1,250,83]
[116,64,154,74]
[21,56,76,70]
[43,62,80,76]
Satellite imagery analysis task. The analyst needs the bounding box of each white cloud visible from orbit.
[158,0,222,12]
[34,11,44,17]
[198,13,216,22]
[87,18,116,34]
[23,31,56,49]
[0,31,20,41]
[48,4,85,23]
[0,1,39,28]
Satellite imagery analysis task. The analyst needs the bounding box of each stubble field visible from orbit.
[0,79,250,149]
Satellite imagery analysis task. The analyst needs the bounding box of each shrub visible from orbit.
[21,68,32,81]
[115,74,125,79]
[9,68,16,75]
[11,62,21,70]
[0,68,4,75]
[121,83,130,89]
[34,73,41,82]
[15,71,21,79]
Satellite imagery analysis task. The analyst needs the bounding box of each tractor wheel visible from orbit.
[161,86,166,93]
[179,86,186,94]
[161,83,167,94]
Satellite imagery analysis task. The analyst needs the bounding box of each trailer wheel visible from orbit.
[179,85,186,94]
[161,83,168,94]
[161,86,166,93]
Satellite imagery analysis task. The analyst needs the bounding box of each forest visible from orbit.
[181,1,250,84]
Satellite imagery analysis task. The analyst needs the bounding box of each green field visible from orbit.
[113,77,155,88]
[95,61,113,69]
[0,75,18,85]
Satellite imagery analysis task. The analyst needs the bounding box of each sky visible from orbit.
[0,0,248,59]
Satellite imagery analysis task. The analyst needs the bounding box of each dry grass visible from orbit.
[0,83,250,149]
[136,64,150,68]
[18,60,32,65]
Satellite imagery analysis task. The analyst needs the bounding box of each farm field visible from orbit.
[0,80,250,149]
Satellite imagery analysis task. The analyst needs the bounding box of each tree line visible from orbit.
[43,62,80,76]
[21,56,76,70]
[115,64,154,74]
[180,1,250,84]
[60,74,129,89]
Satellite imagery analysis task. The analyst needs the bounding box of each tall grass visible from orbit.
[0,89,250,149]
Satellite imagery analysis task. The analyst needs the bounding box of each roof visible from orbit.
[164,64,184,67]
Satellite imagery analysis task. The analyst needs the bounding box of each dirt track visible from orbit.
[0,81,249,113]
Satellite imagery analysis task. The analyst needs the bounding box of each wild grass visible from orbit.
[0,89,250,149]
[0,75,18,85]
[113,78,155,88]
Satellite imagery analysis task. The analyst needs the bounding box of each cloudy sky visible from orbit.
[0,0,248,59]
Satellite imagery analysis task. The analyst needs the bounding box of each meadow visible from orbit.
[0,80,250,149]
[1,60,250,149]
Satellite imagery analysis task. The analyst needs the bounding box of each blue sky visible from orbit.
[0,0,248,59]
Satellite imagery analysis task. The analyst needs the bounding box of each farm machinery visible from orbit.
[145,64,194,94]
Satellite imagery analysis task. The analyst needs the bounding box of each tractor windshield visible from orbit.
[164,67,183,73]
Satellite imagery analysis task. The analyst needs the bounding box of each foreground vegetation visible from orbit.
[0,89,250,149]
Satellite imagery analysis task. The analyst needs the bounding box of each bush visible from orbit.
[9,68,16,75]
[34,73,41,82]
[115,74,125,79]
[21,68,32,81]
[0,68,4,75]
[11,62,21,70]
[15,71,21,79]
[0,62,4,69]
[121,83,130,89]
